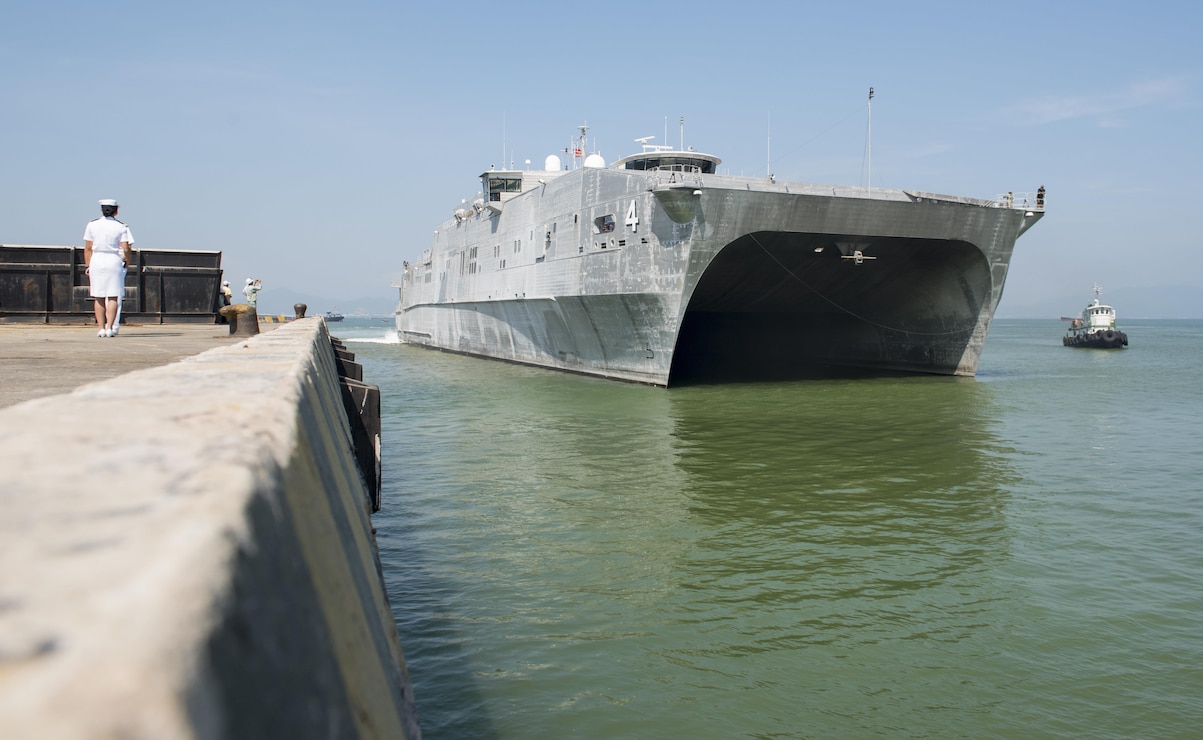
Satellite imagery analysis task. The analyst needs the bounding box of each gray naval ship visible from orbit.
[395,126,1043,386]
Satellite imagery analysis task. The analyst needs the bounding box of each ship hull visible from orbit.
[396,164,1041,386]
[1063,330,1128,349]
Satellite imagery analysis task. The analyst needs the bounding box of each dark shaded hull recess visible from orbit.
[671,232,988,384]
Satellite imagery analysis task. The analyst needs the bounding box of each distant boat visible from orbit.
[324,310,344,322]
[1062,285,1128,348]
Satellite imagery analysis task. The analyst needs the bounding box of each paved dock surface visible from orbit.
[0,323,248,409]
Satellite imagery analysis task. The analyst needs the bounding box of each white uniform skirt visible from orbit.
[89,252,125,298]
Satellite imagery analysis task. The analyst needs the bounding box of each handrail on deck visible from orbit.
[994,191,1046,210]
[649,165,704,187]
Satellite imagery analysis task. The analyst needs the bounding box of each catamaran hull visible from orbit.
[396,165,1041,386]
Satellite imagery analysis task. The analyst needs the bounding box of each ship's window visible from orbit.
[593,215,616,234]
[500,259,506,269]
[487,177,522,200]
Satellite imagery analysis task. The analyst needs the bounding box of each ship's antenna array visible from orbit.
[565,122,590,170]
[579,123,589,169]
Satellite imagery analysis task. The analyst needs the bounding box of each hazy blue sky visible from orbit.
[4,1,1200,316]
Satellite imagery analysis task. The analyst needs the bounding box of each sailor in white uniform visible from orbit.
[83,198,134,337]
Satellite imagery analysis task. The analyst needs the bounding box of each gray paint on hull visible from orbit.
[397,164,1040,386]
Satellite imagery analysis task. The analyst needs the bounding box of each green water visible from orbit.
[337,319,1203,738]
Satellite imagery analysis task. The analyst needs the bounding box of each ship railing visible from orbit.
[994,191,1045,210]
[648,165,705,187]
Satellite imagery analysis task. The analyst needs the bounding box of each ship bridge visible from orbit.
[612,148,721,175]
[480,164,567,212]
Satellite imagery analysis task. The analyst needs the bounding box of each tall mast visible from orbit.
[767,113,771,179]
[867,87,874,199]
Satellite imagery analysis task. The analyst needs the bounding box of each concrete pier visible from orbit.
[0,323,246,409]
[0,320,419,739]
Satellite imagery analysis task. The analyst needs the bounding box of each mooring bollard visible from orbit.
[218,304,259,336]
[294,303,307,319]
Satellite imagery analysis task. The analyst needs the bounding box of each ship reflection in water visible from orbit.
[330,316,1203,738]
[371,340,1021,738]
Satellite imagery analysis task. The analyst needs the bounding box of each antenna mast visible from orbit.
[679,116,685,150]
[867,87,874,199]
[767,113,771,180]
[576,123,589,170]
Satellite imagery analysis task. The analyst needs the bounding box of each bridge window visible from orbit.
[486,176,523,201]
[621,156,716,174]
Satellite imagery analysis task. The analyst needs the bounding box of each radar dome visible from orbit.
[544,154,562,171]
[583,153,606,169]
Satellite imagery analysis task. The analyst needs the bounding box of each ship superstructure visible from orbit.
[395,127,1043,386]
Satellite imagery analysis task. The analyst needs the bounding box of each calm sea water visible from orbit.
[334,318,1203,739]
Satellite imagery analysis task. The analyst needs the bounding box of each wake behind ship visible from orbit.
[395,127,1043,386]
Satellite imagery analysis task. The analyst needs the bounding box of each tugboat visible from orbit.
[323,310,344,322]
[1062,285,1128,348]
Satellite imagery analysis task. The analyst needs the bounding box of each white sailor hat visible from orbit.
[246,278,254,284]
[98,198,118,206]
[222,280,230,286]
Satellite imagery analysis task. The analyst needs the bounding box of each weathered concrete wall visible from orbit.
[0,318,419,739]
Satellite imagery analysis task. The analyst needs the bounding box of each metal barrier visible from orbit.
[0,244,223,323]
[994,192,1045,210]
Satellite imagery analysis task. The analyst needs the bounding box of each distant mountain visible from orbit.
[998,285,1201,320]
[250,288,397,318]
